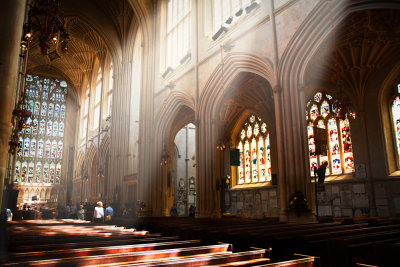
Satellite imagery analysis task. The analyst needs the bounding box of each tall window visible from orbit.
[106,63,113,119]
[81,86,89,139]
[212,0,253,33]
[306,92,355,176]
[166,0,191,68]
[14,75,67,184]
[93,67,102,128]
[237,115,271,184]
[391,95,400,166]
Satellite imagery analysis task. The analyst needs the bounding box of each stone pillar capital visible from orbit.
[272,85,282,94]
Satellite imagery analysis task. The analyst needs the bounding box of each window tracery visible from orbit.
[237,115,271,184]
[306,91,354,176]
[14,75,67,185]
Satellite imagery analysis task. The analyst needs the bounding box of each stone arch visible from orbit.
[197,53,275,217]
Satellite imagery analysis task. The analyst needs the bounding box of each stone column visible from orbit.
[0,0,26,210]
[272,85,288,221]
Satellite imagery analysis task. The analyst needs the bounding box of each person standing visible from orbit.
[77,205,85,220]
[104,204,113,223]
[317,161,328,184]
[93,201,104,224]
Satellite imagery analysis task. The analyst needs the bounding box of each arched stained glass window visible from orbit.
[23,138,30,157]
[41,102,47,116]
[59,122,64,137]
[48,103,54,117]
[14,161,21,183]
[37,139,43,158]
[57,141,63,159]
[45,140,51,158]
[30,138,36,157]
[35,162,42,183]
[27,162,34,183]
[54,104,60,118]
[21,162,27,182]
[32,119,38,135]
[34,101,40,116]
[43,163,49,183]
[25,118,32,134]
[17,136,23,157]
[14,75,68,186]
[46,120,52,136]
[55,163,61,184]
[51,140,57,159]
[39,119,45,135]
[237,115,271,184]
[391,95,400,168]
[53,121,58,137]
[49,163,55,183]
[60,104,66,119]
[306,91,354,176]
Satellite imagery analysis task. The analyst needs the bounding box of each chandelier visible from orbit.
[27,0,69,56]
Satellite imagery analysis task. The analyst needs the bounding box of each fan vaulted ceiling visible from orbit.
[26,0,137,94]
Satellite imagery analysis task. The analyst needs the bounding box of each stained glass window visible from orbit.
[34,101,40,116]
[43,163,49,183]
[54,104,60,118]
[15,161,21,183]
[14,75,68,186]
[30,138,36,157]
[32,119,38,135]
[21,162,27,182]
[41,102,47,116]
[37,139,43,158]
[306,91,355,176]
[53,121,58,137]
[35,162,42,183]
[27,162,34,183]
[391,96,400,166]
[237,115,272,184]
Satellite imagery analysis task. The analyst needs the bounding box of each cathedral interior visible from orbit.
[1,0,400,266]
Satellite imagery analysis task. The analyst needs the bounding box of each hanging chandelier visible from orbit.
[27,0,69,56]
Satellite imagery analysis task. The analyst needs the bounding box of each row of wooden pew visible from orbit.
[112,216,399,267]
[5,219,319,266]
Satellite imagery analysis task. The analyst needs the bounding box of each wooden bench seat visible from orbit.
[10,240,202,261]
[4,243,233,267]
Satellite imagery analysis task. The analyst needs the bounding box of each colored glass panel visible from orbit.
[37,139,43,158]
[314,92,322,102]
[60,105,66,119]
[251,138,258,182]
[51,140,57,159]
[46,120,52,136]
[43,163,49,183]
[32,119,38,135]
[48,103,54,117]
[23,138,30,157]
[57,141,63,159]
[34,101,40,116]
[328,118,341,175]
[30,139,36,157]
[258,138,266,182]
[39,119,45,135]
[310,104,319,121]
[54,104,60,117]
[21,162,27,182]
[27,162,34,183]
[55,164,61,184]
[238,142,244,184]
[45,140,51,158]
[35,162,42,183]
[53,121,58,137]
[321,101,330,118]
[49,163,55,183]
[244,140,251,183]
[14,161,21,183]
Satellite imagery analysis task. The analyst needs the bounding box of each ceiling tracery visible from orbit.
[305,9,400,105]
[26,0,136,93]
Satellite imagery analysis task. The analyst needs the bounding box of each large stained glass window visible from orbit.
[237,115,271,184]
[306,91,354,176]
[391,95,400,166]
[14,75,67,184]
